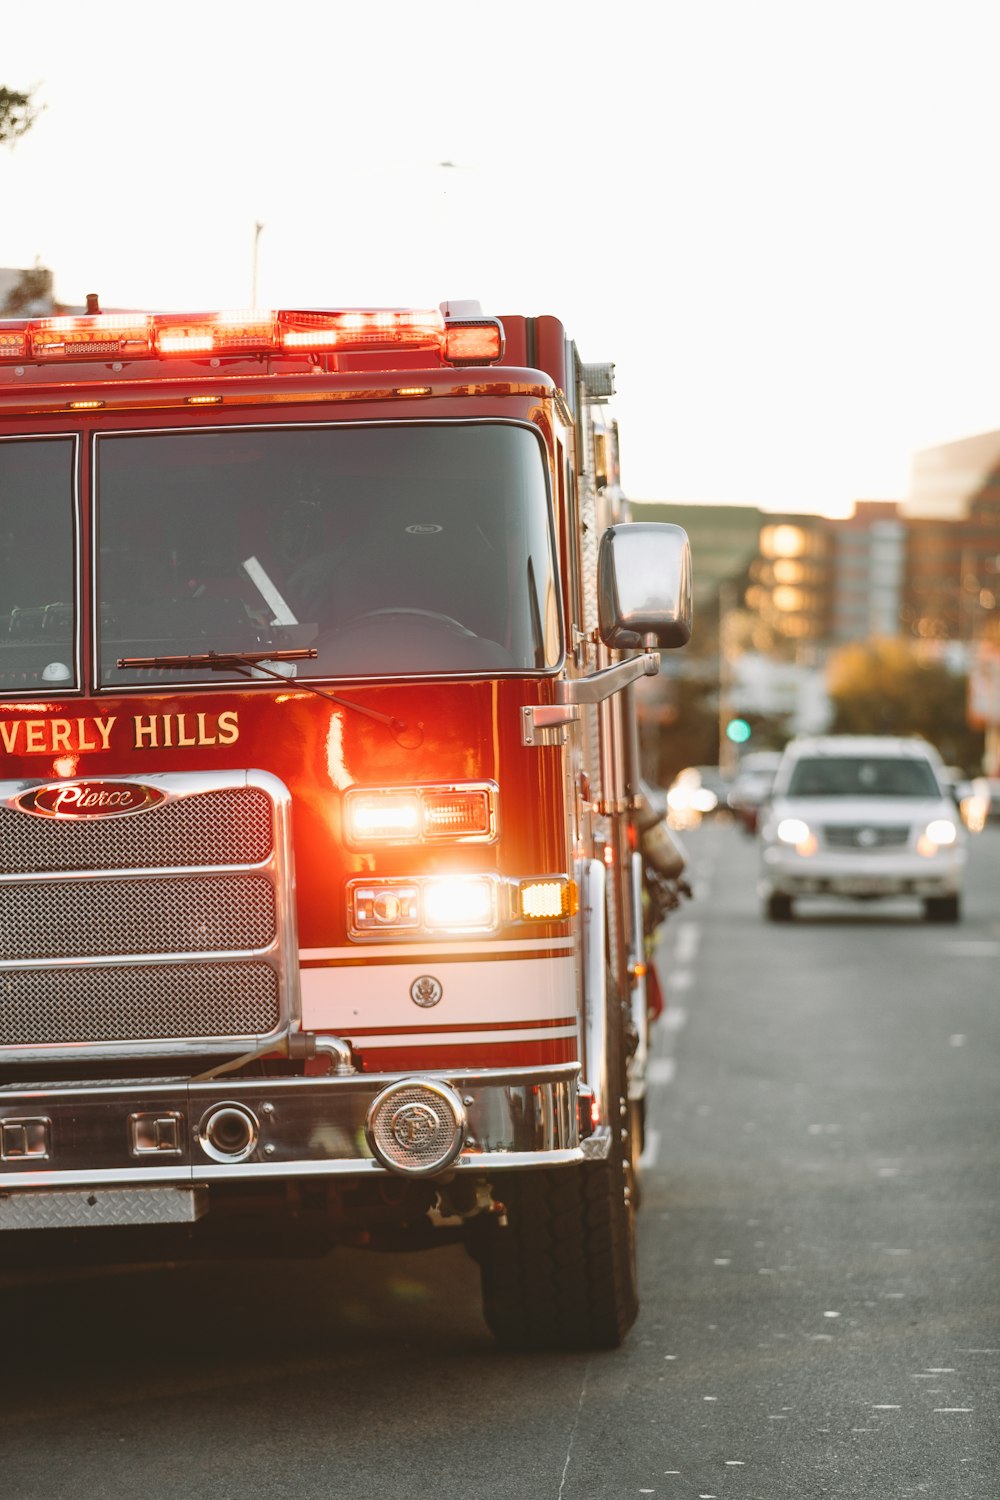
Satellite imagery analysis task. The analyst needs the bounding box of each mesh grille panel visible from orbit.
[0,962,280,1045]
[0,876,275,961]
[0,787,273,874]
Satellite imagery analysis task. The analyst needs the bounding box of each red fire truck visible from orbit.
[0,298,691,1349]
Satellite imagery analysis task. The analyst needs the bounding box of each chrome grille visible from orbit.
[0,875,275,960]
[0,962,280,1045]
[0,772,297,1061]
[0,786,272,873]
[823,824,910,849]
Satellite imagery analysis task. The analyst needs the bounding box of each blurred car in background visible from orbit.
[960,775,1000,830]
[727,749,784,834]
[758,734,966,923]
[666,765,731,829]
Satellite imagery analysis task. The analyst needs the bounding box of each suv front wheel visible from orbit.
[924,894,960,923]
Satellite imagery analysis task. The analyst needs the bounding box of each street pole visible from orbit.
[251,222,265,307]
[718,580,738,777]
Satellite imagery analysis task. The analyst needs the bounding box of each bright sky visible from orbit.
[5,1,1000,517]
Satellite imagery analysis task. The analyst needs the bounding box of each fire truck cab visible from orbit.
[0,299,691,1349]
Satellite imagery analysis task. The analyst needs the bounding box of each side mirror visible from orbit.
[597,522,692,650]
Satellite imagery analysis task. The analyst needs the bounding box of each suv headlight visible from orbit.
[917,819,958,856]
[775,817,817,854]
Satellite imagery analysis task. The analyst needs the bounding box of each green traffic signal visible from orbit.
[726,717,752,744]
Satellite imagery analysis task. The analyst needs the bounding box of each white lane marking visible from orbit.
[663,1006,688,1033]
[647,1057,676,1085]
[675,922,700,966]
[669,969,693,992]
[943,942,1000,956]
[638,1128,661,1170]
[557,1363,590,1500]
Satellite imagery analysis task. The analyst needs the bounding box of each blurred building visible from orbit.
[831,502,906,643]
[633,470,1000,763]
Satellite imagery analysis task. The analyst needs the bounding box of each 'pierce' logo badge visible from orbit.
[410,975,443,1007]
[15,781,167,819]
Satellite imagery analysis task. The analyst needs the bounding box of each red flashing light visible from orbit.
[31,314,154,360]
[0,306,504,369]
[443,320,504,365]
[155,310,279,356]
[279,308,445,354]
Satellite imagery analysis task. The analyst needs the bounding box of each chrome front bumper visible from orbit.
[0,1062,599,1197]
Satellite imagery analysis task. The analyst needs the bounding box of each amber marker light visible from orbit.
[185,395,223,405]
[518,877,576,921]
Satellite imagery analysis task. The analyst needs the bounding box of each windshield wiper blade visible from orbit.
[118,648,316,671]
[116,648,408,733]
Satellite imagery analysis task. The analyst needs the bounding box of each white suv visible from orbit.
[758,735,965,923]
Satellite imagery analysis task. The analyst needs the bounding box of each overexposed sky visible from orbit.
[5,0,1000,516]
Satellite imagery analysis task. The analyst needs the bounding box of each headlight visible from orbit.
[423,876,496,931]
[917,819,958,856]
[348,873,575,939]
[344,782,497,846]
[775,817,816,854]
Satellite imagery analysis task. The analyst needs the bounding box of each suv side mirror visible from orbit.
[597,522,692,650]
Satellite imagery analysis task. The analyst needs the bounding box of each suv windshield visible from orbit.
[785,756,941,798]
[97,422,560,685]
[0,437,76,691]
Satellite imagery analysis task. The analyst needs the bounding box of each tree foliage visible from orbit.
[0,87,38,148]
[826,636,984,771]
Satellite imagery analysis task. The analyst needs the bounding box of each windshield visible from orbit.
[785,756,942,798]
[97,422,560,685]
[0,437,77,691]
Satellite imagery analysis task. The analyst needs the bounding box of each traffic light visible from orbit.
[725,717,752,744]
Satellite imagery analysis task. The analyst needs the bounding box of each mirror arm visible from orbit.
[521,651,660,745]
[557,651,660,705]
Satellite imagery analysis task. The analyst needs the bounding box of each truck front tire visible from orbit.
[467,1000,639,1351]
[469,1150,639,1350]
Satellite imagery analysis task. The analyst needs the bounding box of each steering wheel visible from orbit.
[338,607,472,634]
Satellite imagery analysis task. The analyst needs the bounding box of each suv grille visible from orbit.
[0,775,293,1060]
[823,824,911,850]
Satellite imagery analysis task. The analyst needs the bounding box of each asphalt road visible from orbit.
[1,819,997,1500]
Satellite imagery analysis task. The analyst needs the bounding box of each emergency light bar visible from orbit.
[0,307,505,367]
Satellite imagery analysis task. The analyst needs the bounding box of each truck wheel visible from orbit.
[470,1152,638,1350]
[469,1007,638,1350]
[765,891,793,922]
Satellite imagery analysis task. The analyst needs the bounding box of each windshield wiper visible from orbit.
[116,649,409,734]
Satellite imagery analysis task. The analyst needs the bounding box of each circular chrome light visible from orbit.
[366,1079,466,1176]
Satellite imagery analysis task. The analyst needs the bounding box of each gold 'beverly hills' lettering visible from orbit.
[0,716,118,756]
[132,711,239,750]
